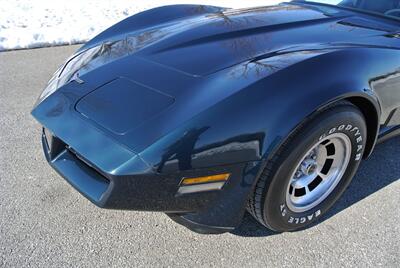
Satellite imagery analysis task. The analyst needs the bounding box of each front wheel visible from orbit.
[248,101,367,232]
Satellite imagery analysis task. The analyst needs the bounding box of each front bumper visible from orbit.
[41,129,262,233]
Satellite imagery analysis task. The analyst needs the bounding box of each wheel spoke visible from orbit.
[286,133,352,213]
[318,173,328,180]
[305,186,311,194]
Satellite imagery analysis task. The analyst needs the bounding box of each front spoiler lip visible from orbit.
[40,128,263,234]
[167,213,235,234]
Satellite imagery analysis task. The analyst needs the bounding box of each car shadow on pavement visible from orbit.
[232,136,400,237]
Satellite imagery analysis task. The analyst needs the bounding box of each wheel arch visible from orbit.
[345,96,380,158]
[260,92,381,169]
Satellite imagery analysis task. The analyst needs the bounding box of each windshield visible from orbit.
[294,0,400,19]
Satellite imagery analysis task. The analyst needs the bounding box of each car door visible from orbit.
[370,31,400,127]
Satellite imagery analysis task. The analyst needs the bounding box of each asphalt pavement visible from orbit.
[0,46,399,267]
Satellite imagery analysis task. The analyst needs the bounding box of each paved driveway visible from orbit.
[0,46,399,267]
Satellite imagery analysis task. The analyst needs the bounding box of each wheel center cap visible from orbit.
[301,160,317,175]
[306,164,317,175]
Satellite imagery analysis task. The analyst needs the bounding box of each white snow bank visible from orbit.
[0,0,283,52]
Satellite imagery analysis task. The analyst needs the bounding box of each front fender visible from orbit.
[129,47,396,231]
[139,47,393,175]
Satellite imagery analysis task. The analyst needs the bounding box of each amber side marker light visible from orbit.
[177,173,231,194]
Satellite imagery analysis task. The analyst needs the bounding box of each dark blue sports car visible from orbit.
[32,0,400,234]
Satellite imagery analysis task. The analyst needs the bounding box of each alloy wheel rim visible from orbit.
[286,133,352,213]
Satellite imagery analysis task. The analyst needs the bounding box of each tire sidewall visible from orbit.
[263,107,367,231]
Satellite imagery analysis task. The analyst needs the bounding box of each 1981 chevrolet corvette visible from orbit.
[32,0,400,234]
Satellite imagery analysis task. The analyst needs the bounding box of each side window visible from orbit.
[358,0,400,17]
[338,0,358,8]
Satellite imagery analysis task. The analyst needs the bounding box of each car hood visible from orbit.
[78,2,398,77]
[32,2,399,164]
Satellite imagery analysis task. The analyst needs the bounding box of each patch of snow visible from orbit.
[0,0,283,51]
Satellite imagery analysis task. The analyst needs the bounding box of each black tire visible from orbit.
[247,101,367,232]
